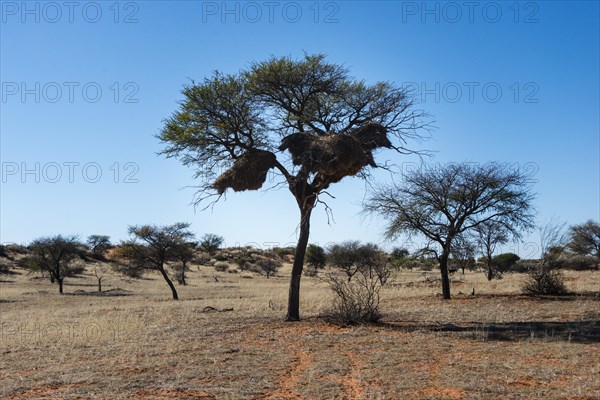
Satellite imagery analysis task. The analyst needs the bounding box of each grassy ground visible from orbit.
[1,265,599,399]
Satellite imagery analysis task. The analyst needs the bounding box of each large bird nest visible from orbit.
[279,123,391,182]
[212,150,277,194]
[212,123,391,194]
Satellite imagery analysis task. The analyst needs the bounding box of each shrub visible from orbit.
[321,268,385,324]
[214,261,229,272]
[254,258,282,278]
[493,253,521,273]
[0,259,12,274]
[0,244,8,258]
[272,246,295,259]
[522,264,568,295]
[111,262,144,279]
[305,244,326,275]
[557,254,598,271]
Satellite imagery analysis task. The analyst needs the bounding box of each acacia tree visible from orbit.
[173,241,197,285]
[159,54,428,320]
[87,235,111,255]
[121,223,195,300]
[364,162,535,299]
[473,220,510,280]
[450,234,476,275]
[199,234,224,256]
[28,235,81,294]
[567,220,600,258]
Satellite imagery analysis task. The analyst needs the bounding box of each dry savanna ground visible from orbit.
[1,264,599,399]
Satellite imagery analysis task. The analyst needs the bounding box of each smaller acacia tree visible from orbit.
[450,234,476,275]
[87,235,111,256]
[121,223,195,300]
[172,241,197,285]
[200,234,224,256]
[28,235,81,294]
[365,162,536,299]
[568,220,600,259]
[304,244,326,276]
[473,220,510,280]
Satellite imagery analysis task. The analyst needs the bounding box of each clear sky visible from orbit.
[1,1,599,258]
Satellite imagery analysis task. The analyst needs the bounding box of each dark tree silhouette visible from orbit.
[159,54,429,320]
[87,235,111,255]
[29,235,81,294]
[365,162,536,299]
[121,223,195,300]
[199,234,224,256]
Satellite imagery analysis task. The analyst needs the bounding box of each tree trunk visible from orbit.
[486,251,493,281]
[58,277,64,294]
[159,265,179,300]
[97,278,102,293]
[286,204,314,321]
[439,251,451,300]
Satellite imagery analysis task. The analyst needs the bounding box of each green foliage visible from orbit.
[306,244,326,269]
[492,253,521,273]
[568,220,600,258]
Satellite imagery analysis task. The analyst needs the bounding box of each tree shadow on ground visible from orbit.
[377,318,600,344]
[65,288,132,297]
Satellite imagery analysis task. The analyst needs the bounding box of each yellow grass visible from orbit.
[1,265,599,399]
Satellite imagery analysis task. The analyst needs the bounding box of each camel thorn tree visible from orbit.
[158,54,430,320]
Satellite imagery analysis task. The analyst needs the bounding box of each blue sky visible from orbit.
[1,1,598,257]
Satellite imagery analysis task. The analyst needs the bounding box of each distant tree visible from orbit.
[28,235,81,294]
[92,263,111,293]
[328,241,390,284]
[199,234,224,256]
[473,220,510,280]
[158,54,430,321]
[567,220,600,258]
[365,162,536,299]
[327,241,363,281]
[121,223,195,300]
[492,253,520,273]
[254,258,282,279]
[450,234,477,275]
[305,244,326,272]
[172,241,197,285]
[87,235,112,255]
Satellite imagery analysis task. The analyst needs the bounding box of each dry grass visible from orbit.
[1,265,599,399]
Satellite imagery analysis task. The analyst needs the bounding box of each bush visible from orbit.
[522,264,568,295]
[0,259,12,274]
[253,258,282,278]
[214,261,229,272]
[492,253,520,273]
[305,244,326,274]
[321,268,385,324]
[557,254,598,271]
[111,262,144,279]
[272,246,295,259]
